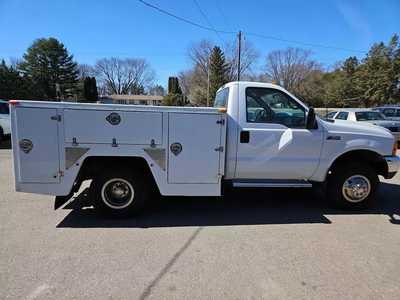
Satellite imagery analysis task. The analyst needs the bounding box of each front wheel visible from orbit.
[91,168,149,216]
[328,163,379,209]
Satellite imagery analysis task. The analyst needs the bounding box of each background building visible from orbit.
[100,95,163,106]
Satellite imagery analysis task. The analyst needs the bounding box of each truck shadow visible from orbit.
[56,182,400,228]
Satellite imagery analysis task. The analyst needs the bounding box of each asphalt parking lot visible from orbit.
[1,144,400,300]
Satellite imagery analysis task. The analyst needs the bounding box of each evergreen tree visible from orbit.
[163,77,185,106]
[209,46,229,106]
[0,60,33,99]
[90,77,99,101]
[83,77,91,101]
[339,56,363,103]
[19,38,78,100]
[356,34,400,105]
[82,77,98,102]
[168,77,182,94]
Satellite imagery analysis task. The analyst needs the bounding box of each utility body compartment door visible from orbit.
[64,109,162,145]
[14,107,60,183]
[168,113,225,184]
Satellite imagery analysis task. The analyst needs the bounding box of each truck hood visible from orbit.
[319,118,393,139]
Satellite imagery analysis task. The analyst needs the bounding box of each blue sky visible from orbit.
[1,0,399,86]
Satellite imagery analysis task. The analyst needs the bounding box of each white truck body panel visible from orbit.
[168,113,224,184]
[14,107,60,183]
[11,101,226,196]
[312,119,395,181]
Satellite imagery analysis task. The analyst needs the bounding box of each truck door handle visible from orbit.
[240,131,250,143]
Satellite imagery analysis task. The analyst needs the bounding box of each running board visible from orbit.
[232,179,312,188]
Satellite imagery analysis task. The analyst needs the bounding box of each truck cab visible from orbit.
[219,82,322,182]
[10,82,400,216]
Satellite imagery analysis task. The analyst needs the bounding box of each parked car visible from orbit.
[324,110,338,120]
[10,82,399,215]
[0,99,11,142]
[373,106,400,121]
[327,108,400,145]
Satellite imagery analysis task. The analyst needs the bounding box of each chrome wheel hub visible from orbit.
[342,175,371,203]
[101,178,135,209]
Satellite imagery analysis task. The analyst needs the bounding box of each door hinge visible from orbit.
[51,115,62,122]
[216,119,225,125]
[214,146,224,152]
[53,170,64,179]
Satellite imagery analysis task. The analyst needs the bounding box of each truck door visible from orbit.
[14,107,60,183]
[168,112,224,184]
[235,86,323,180]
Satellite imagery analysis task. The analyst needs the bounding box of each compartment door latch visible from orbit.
[50,115,61,122]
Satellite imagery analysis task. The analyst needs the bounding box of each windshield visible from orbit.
[355,111,385,121]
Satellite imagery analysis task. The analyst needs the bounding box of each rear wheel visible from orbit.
[92,168,149,216]
[328,163,379,209]
[0,127,3,143]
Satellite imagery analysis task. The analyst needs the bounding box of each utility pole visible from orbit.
[237,30,242,81]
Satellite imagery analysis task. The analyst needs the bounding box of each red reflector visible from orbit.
[9,100,19,105]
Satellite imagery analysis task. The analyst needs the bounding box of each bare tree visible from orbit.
[94,57,155,95]
[78,64,95,78]
[9,57,22,69]
[183,39,259,105]
[187,39,259,81]
[225,39,259,81]
[178,69,194,96]
[148,84,166,96]
[188,40,213,76]
[264,48,321,92]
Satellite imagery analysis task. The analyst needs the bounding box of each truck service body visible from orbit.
[10,82,400,214]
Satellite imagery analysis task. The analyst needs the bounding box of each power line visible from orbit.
[192,0,224,44]
[137,0,234,34]
[245,32,367,54]
[138,0,367,54]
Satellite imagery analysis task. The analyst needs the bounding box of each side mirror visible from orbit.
[306,107,317,129]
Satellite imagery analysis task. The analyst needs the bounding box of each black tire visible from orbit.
[91,168,149,216]
[0,127,3,143]
[327,163,379,209]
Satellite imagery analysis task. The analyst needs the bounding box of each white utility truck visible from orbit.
[10,82,400,215]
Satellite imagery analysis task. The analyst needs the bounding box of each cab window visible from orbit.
[245,87,305,128]
[326,111,337,119]
[383,108,396,117]
[335,112,349,120]
[214,88,229,108]
[355,111,385,121]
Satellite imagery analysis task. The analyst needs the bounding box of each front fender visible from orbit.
[310,135,393,182]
